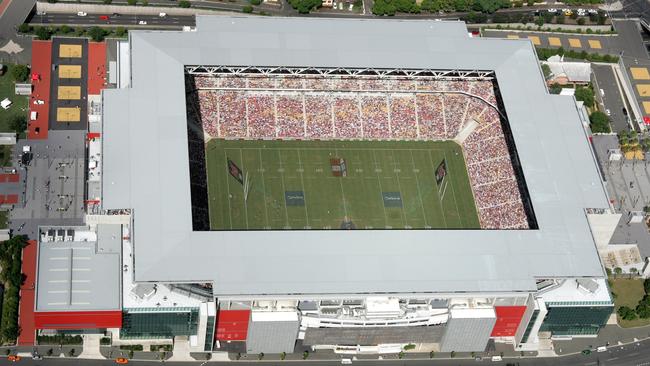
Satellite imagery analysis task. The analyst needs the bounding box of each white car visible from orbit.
[588,9,598,14]
[138,20,148,25]
[77,12,87,16]
[606,109,611,116]
[548,8,557,13]
[159,12,167,17]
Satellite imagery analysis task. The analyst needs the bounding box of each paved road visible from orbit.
[29,13,196,28]
[593,63,632,132]
[0,0,35,64]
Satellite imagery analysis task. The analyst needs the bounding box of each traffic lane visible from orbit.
[613,19,649,60]
[482,30,621,55]
[593,64,630,132]
[29,13,195,27]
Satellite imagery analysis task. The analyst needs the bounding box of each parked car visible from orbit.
[115,358,129,364]
[597,346,607,352]
[138,20,147,25]
[606,109,611,116]
[77,11,87,16]
[32,355,43,360]
[547,8,557,13]
[7,355,21,362]
[588,9,598,14]
[112,12,121,17]
[159,12,167,17]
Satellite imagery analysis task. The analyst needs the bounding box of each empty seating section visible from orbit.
[191,74,528,229]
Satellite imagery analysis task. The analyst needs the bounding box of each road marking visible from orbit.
[548,37,562,47]
[528,36,541,45]
[642,101,650,114]
[506,35,519,39]
[637,84,650,97]
[588,39,602,49]
[568,38,582,48]
[631,67,650,80]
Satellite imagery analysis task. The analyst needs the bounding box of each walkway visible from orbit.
[29,40,51,140]
[17,239,37,346]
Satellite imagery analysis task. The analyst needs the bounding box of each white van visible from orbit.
[597,346,607,352]
[491,356,503,362]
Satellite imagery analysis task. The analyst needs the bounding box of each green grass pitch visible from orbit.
[205,139,480,230]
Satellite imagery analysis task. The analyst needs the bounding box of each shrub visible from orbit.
[11,64,30,82]
[35,26,52,40]
[589,111,611,133]
[127,0,137,5]
[74,27,85,36]
[403,344,416,351]
[179,0,191,7]
[103,0,112,3]
[100,337,111,346]
[88,27,108,42]
[60,25,71,34]
[251,0,262,4]
[575,86,595,108]
[577,17,585,25]
[115,27,127,38]
[68,349,76,357]
[18,23,31,33]
[243,5,253,12]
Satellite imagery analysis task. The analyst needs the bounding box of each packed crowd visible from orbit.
[462,107,529,229]
[191,74,528,229]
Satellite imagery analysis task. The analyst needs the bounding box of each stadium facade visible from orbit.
[31,16,618,355]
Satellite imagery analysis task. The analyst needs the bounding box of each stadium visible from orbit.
[31,16,615,356]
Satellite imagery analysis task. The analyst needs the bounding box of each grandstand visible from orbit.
[185,70,532,230]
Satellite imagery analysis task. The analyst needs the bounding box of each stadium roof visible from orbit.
[102,16,609,297]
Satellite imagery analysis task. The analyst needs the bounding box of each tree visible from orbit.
[614,266,623,276]
[179,0,192,7]
[11,64,30,82]
[534,16,544,27]
[88,27,108,42]
[589,111,611,133]
[575,87,595,107]
[115,27,127,38]
[644,278,650,293]
[577,17,585,25]
[9,115,27,134]
[68,349,76,357]
[549,83,562,94]
[60,25,71,34]
[243,5,253,12]
[251,0,262,4]
[74,27,85,36]
[556,14,565,24]
[127,0,137,5]
[103,0,112,3]
[450,351,456,358]
[35,26,51,40]
[289,0,322,13]
[618,306,636,320]
[17,23,31,33]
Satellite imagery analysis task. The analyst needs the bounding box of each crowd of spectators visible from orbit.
[191,74,528,229]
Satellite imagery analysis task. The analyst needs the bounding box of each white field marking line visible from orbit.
[258,149,270,229]
[372,149,389,227]
[277,149,290,227]
[235,149,249,229]
[390,149,408,227]
[427,149,447,228]
[205,142,216,228]
[443,149,464,227]
[224,150,233,229]
[334,147,349,219]
[231,147,446,151]
[296,149,310,226]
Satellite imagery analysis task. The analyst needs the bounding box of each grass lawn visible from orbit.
[610,278,650,328]
[0,64,29,134]
[205,139,479,230]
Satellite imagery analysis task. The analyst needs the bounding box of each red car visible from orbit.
[99,15,109,20]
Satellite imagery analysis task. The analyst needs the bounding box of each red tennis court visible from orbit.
[29,40,52,140]
[0,194,19,204]
[17,240,37,345]
[0,173,20,183]
[88,42,107,95]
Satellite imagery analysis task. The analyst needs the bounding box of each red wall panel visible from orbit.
[34,311,122,329]
[491,306,527,337]
[215,310,250,341]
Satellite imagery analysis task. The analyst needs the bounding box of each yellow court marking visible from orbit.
[631,67,650,80]
[528,36,541,46]
[58,65,81,79]
[643,101,650,114]
[506,35,519,39]
[548,37,562,47]
[588,39,602,49]
[637,84,650,97]
[57,86,81,100]
[56,107,81,122]
[568,38,582,48]
[59,44,82,58]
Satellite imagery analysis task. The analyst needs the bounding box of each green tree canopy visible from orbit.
[88,27,108,42]
[589,111,611,133]
[11,64,30,82]
[575,87,595,107]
